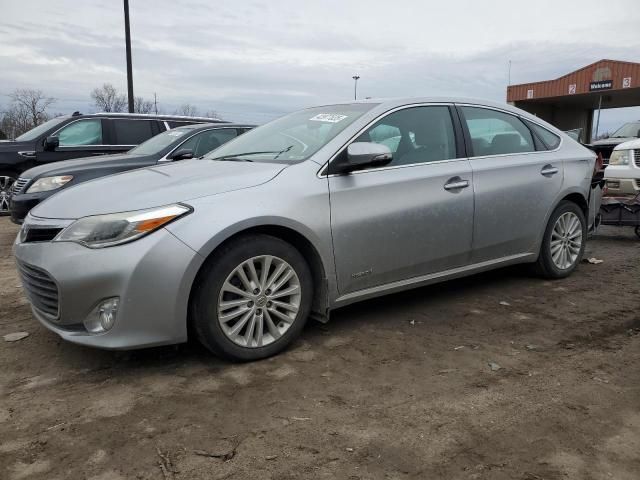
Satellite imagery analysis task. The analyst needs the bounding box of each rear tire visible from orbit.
[534,200,586,279]
[0,171,18,216]
[190,234,313,361]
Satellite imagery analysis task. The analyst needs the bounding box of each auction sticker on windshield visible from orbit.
[309,114,348,123]
[167,131,186,136]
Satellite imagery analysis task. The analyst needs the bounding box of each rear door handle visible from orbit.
[444,178,470,191]
[541,165,559,176]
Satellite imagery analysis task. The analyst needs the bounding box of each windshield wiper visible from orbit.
[209,146,294,162]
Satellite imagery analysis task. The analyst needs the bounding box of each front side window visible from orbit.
[354,106,457,166]
[462,107,534,156]
[205,103,377,164]
[113,119,155,145]
[180,129,238,157]
[57,119,103,146]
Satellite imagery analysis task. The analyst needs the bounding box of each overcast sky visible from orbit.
[1,0,639,133]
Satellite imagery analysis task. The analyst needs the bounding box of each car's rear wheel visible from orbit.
[191,234,313,361]
[0,171,17,216]
[534,200,586,279]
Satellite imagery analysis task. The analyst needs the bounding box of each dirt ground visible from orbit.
[0,217,639,480]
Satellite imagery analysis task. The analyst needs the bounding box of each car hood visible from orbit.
[21,153,150,179]
[0,140,33,152]
[30,159,287,219]
[591,137,637,146]
[613,138,640,151]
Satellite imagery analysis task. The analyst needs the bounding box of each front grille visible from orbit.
[16,261,59,318]
[634,150,640,168]
[635,179,640,190]
[22,227,63,243]
[12,178,29,194]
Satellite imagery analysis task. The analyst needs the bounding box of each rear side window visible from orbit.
[113,119,155,145]
[57,119,103,146]
[527,121,561,150]
[461,107,535,156]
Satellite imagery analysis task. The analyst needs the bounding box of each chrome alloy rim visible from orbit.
[217,255,301,348]
[0,176,16,213]
[551,212,582,269]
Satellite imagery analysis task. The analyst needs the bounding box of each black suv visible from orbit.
[0,112,226,213]
[10,123,253,223]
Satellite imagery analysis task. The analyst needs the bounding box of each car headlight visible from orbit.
[609,150,630,165]
[26,175,74,193]
[54,204,192,248]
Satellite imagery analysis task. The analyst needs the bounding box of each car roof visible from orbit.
[74,112,230,123]
[170,123,256,131]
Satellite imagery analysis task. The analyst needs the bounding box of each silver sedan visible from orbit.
[14,98,596,360]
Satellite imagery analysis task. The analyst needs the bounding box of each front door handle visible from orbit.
[444,178,470,191]
[541,165,559,177]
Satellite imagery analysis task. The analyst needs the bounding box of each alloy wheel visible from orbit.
[217,255,302,348]
[0,176,16,214]
[550,211,582,269]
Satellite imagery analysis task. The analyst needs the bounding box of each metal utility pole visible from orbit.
[594,95,603,140]
[508,60,512,85]
[124,0,135,113]
[154,92,158,114]
[352,75,360,100]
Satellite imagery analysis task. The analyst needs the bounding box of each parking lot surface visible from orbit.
[1,217,639,480]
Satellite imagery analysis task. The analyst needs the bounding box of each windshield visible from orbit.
[205,103,378,163]
[128,127,195,155]
[15,116,69,141]
[611,122,640,138]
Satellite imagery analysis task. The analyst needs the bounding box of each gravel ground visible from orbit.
[1,217,639,480]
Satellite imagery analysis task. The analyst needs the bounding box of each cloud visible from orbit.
[0,0,638,129]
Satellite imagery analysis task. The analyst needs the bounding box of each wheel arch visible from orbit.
[186,222,331,331]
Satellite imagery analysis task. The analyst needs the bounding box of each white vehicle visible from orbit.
[605,139,640,195]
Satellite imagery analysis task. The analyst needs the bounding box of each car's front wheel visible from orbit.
[534,200,586,279]
[191,234,313,361]
[0,171,17,216]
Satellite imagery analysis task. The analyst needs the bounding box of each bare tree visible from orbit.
[203,109,223,120]
[91,83,127,112]
[9,89,55,127]
[174,104,199,117]
[134,96,154,114]
[1,89,56,139]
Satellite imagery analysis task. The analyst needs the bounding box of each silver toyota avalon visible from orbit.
[14,98,596,361]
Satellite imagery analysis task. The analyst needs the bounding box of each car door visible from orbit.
[457,105,563,263]
[36,118,109,164]
[328,105,474,295]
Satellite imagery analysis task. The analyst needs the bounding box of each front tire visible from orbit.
[0,171,18,216]
[191,234,313,361]
[534,200,586,279]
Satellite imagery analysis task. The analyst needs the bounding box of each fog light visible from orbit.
[607,180,620,189]
[84,297,119,333]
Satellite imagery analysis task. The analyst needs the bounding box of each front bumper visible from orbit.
[10,191,55,224]
[13,222,202,349]
[605,178,640,195]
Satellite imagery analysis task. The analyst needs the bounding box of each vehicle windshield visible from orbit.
[15,116,69,141]
[205,103,378,163]
[128,127,195,155]
[611,122,640,138]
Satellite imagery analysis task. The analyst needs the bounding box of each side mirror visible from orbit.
[168,148,194,161]
[330,142,392,174]
[44,135,59,151]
